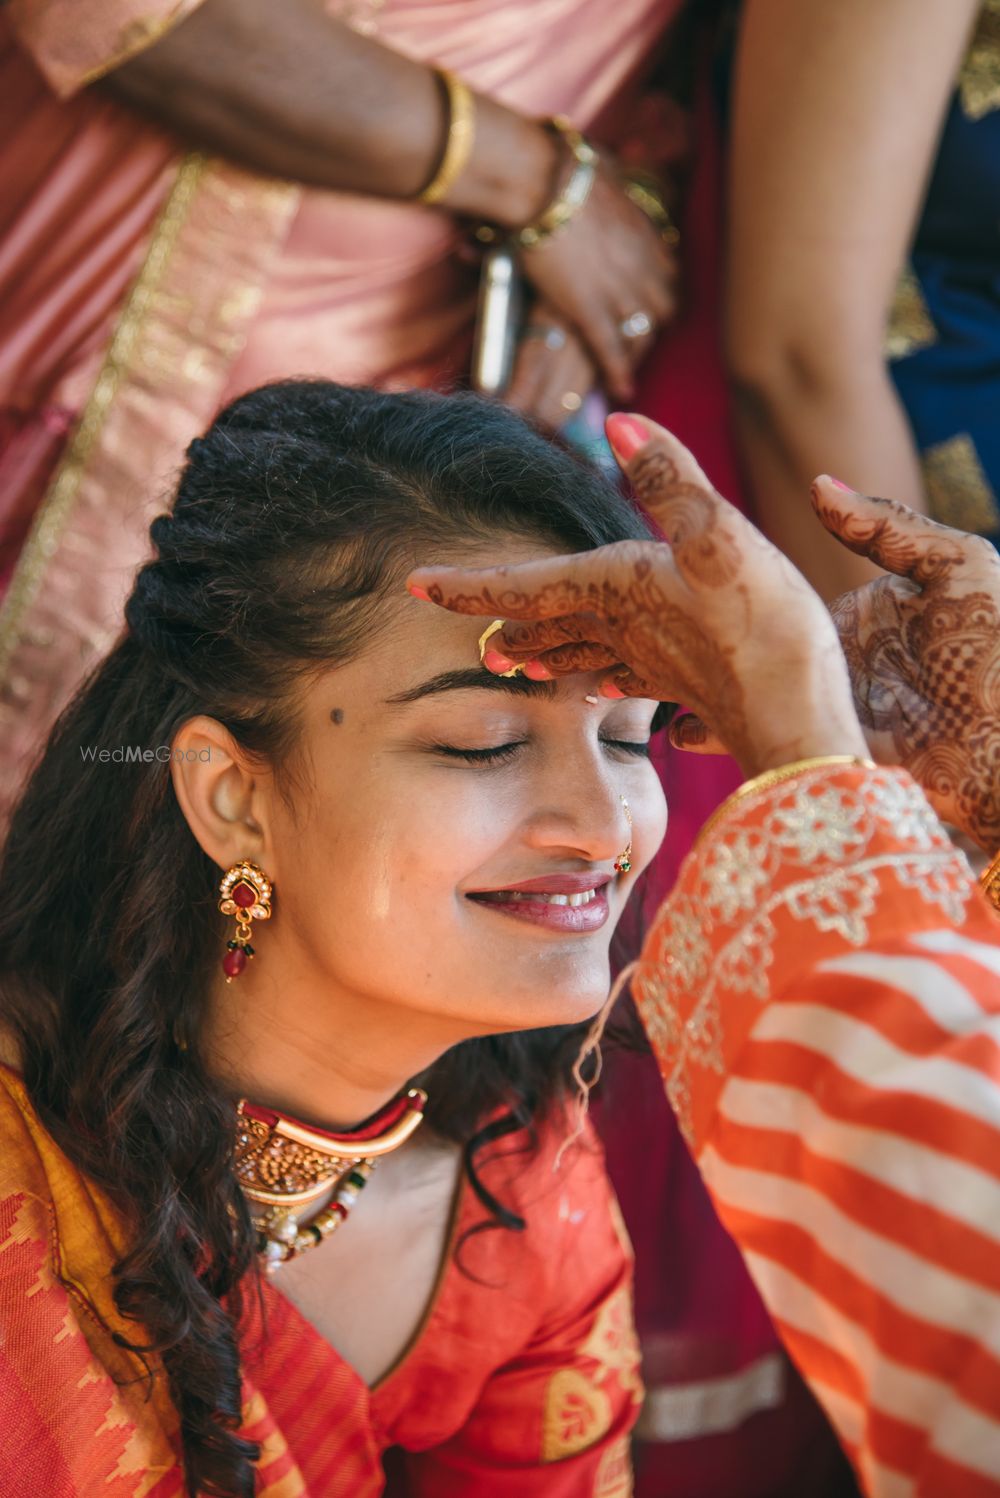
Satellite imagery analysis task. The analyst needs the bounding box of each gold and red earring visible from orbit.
[219,860,273,980]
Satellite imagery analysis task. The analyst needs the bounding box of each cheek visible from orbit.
[283,770,517,943]
[632,765,668,872]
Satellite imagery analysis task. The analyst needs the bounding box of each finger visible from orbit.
[809,476,972,586]
[534,344,597,432]
[598,665,659,700]
[668,715,726,755]
[407,539,655,620]
[604,413,745,587]
[504,338,548,416]
[575,309,635,402]
[516,641,621,681]
[491,612,610,659]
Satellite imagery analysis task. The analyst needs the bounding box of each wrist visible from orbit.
[441,95,563,227]
[748,734,872,776]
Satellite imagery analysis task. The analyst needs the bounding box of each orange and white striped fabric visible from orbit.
[633,763,1000,1496]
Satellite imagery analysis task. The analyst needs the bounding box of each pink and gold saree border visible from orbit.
[0,153,299,814]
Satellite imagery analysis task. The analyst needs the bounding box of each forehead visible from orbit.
[312,535,566,717]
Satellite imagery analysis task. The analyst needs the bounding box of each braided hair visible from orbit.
[0,381,653,1496]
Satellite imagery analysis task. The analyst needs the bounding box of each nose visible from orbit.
[521,751,634,870]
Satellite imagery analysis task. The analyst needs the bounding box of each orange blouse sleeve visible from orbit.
[6,0,206,98]
[399,1122,643,1497]
[634,763,1000,1495]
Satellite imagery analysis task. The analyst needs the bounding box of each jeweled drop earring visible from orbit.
[218,860,273,980]
[614,795,633,875]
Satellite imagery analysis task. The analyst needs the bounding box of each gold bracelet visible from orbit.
[417,69,476,207]
[979,848,1000,913]
[621,168,680,247]
[698,755,877,845]
[475,115,598,249]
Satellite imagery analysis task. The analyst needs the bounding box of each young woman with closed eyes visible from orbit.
[0,380,665,1498]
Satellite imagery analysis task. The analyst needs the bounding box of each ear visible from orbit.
[170,715,271,873]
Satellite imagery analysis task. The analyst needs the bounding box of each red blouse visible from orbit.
[0,1070,641,1496]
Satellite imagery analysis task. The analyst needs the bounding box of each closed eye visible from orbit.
[433,738,650,765]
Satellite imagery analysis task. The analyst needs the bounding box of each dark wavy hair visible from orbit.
[0,381,653,1497]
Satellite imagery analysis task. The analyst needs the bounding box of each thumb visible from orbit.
[810,476,965,585]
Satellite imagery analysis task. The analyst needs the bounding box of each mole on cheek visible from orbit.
[329,708,345,725]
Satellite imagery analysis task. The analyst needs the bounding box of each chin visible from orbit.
[482,978,610,1035]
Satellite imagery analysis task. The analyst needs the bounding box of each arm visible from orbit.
[725,0,979,600]
[633,762,1000,1495]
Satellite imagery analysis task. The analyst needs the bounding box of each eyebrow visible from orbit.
[386,667,558,705]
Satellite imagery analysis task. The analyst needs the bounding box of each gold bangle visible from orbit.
[979,848,1000,912]
[698,755,877,845]
[475,115,598,249]
[417,69,476,207]
[621,169,680,247]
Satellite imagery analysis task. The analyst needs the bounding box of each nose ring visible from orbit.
[614,795,633,875]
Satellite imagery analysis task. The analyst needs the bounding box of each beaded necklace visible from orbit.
[235,1087,427,1274]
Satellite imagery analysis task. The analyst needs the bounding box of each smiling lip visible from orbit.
[466,872,612,933]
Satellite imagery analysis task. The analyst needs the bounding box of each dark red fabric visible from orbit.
[595,36,858,1498]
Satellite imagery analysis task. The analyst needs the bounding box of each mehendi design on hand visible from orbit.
[820,483,1000,851]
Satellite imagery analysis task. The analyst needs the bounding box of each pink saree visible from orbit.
[0,0,676,811]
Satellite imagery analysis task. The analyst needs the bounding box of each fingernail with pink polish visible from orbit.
[826,476,854,492]
[599,679,627,699]
[605,413,650,463]
[523,659,554,681]
[484,649,517,674]
[407,583,432,601]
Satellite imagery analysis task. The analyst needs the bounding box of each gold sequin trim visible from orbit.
[960,0,1000,121]
[922,433,1000,536]
[0,154,208,684]
[885,264,938,361]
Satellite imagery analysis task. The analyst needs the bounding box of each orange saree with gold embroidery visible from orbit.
[0,1063,641,1496]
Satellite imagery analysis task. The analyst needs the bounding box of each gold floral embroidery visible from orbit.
[541,1368,614,1462]
[635,770,973,1144]
[922,433,1000,536]
[578,1285,644,1406]
[595,1436,633,1497]
[885,264,937,361]
[959,0,1000,120]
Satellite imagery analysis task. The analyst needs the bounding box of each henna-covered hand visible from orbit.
[811,478,1000,852]
[407,416,868,778]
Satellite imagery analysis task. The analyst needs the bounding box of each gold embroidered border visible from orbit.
[960,0,1000,121]
[0,152,208,687]
[922,433,1000,536]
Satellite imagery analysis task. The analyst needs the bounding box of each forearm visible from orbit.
[103,0,558,225]
[635,762,1000,1492]
[731,355,927,600]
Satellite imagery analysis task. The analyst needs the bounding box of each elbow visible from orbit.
[723,308,883,437]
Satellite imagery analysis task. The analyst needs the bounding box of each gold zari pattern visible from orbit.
[959,0,1000,120]
[885,264,938,361]
[922,433,1000,536]
[635,770,974,1144]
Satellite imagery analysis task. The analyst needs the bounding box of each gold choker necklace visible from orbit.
[235,1088,427,1273]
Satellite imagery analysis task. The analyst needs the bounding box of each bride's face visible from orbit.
[257,540,667,1039]
[176,537,666,1052]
